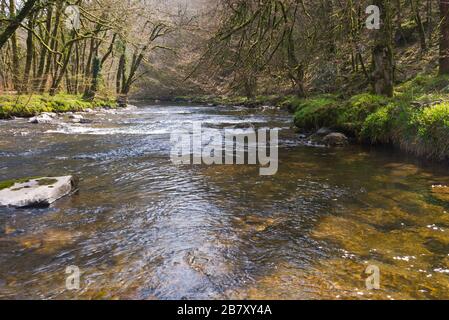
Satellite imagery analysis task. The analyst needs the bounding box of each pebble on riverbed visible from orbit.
[431,185,449,203]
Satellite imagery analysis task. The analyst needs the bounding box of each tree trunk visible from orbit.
[0,0,38,49]
[411,0,427,51]
[22,11,35,93]
[40,2,62,92]
[34,6,53,91]
[440,0,449,75]
[9,0,20,91]
[83,56,101,101]
[49,32,77,96]
[371,0,394,97]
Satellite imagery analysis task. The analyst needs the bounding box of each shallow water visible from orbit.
[0,103,448,300]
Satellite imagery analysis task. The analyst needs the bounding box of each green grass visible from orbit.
[0,94,117,119]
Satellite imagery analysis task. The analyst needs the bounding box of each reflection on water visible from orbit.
[0,103,448,300]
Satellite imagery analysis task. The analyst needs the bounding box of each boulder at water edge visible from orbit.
[0,176,76,208]
[323,133,349,147]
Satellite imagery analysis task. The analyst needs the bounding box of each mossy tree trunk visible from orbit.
[440,0,449,75]
[371,0,394,97]
[83,34,116,101]
[8,0,20,91]
[34,5,53,92]
[39,1,62,93]
[82,57,101,101]
[21,11,35,93]
[0,0,37,50]
[411,0,428,52]
[286,11,306,98]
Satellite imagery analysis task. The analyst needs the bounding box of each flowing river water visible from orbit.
[0,103,448,300]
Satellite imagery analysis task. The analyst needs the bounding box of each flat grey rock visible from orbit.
[0,176,76,208]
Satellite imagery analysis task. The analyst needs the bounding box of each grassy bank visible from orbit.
[289,73,449,160]
[0,94,117,119]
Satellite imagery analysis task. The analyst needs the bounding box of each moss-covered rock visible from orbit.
[0,94,117,119]
[293,95,340,130]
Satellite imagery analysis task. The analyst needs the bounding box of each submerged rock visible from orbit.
[17,229,80,254]
[431,185,449,203]
[323,133,349,147]
[306,128,332,143]
[0,176,76,208]
[28,114,54,124]
[69,114,84,123]
[305,128,348,147]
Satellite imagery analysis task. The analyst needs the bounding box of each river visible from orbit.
[0,103,448,299]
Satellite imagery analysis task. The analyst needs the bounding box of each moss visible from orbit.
[0,94,117,119]
[410,102,449,159]
[0,177,42,190]
[0,180,18,190]
[361,100,410,143]
[337,93,389,135]
[37,178,58,186]
[293,94,340,130]
[0,177,62,190]
[277,95,304,112]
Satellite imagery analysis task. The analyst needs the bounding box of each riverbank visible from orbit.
[290,73,449,161]
[173,95,284,109]
[0,94,117,119]
[176,73,449,161]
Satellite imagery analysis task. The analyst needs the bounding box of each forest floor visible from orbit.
[0,94,117,119]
